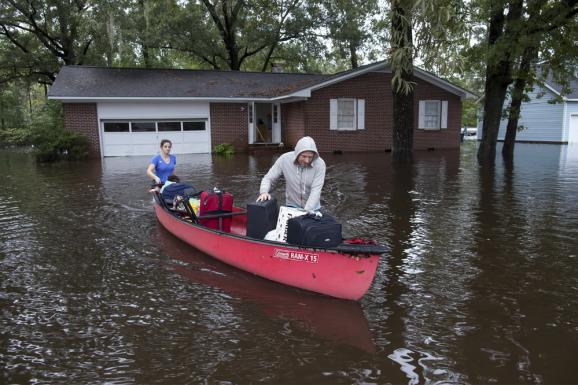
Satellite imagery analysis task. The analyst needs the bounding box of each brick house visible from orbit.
[48,61,474,158]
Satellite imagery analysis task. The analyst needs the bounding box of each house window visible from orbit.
[103,122,129,132]
[424,101,441,128]
[419,100,448,130]
[330,98,365,130]
[337,99,356,129]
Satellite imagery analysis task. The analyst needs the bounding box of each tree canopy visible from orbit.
[1,0,577,162]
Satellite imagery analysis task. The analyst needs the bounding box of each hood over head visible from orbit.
[293,136,319,163]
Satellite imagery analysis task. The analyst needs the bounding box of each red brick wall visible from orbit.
[413,78,462,149]
[281,101,306,147]
[210,103,249,152]
[294,71,461,152]
[304,72,392,152]
[63,103,100,158]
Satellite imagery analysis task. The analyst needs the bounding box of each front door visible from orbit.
[249,102,281,144]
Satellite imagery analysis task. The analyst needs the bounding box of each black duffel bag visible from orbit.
[287,213,342,248]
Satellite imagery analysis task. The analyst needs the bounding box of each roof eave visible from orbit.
[413,68,477,100]
[543,82,562,97]
[275,62,387,99]
[271,89,311,100]
[47,96,275,102]
[278,62,476,100]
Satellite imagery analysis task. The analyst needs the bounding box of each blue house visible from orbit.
[477,74,578,144]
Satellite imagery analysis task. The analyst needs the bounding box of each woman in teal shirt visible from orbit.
[147,139,176,184]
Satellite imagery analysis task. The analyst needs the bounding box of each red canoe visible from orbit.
[153,194,386,300]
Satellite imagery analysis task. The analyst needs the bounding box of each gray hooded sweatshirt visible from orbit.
[259,136,326,211]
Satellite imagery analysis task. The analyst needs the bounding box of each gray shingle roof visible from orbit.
[48,66,330,99]
[545,72,578,99]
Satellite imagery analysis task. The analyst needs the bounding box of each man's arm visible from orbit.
[258,155,284,200]
[304,159,326,211]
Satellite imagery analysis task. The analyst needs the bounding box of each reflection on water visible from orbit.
[1,143,577,384]
[153,226,376,353]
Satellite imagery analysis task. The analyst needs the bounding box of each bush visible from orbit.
[29,101,89,162]
[35,130,89,162]
[0,127,33,147]
[213,143,235,156]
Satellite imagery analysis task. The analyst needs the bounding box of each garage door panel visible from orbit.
[103,133,132,146]
[157,132,184,143]
[101,119,210,157]
[104,144,134,157]
[132,144,159,156]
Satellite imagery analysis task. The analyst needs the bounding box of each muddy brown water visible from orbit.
[1,142,577,384]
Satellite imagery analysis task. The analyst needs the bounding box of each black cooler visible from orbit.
[246,197,279,239]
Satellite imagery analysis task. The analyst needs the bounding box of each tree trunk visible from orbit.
[142,43,151,68]
[392,84,414,161]
[1,100,4,129]
[226,40,241,70]
[502,81,524,158]
[477,70,511,162]
[477,6,510,163]
[349,40,358,69]
[390,0,414,160]
[502,47,537,159]
[106,11,114,67]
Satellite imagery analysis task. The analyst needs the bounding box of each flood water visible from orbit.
[1,142,577,384]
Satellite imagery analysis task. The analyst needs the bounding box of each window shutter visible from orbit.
[441,101,448,129]
[357,99,365,130]
[418,101,426,129]
[330,99,337,130]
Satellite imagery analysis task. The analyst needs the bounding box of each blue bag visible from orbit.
[161,183,197,203]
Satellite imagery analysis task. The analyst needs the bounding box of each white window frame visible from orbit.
[100,119,207,133]
[418,100,448,130]
[330,98,365,131]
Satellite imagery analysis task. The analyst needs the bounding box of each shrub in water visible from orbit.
[35,130,89,162]
[213,143,235,156]
[30,101,89,162]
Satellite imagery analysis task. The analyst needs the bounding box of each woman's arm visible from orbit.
[146,163,161,184]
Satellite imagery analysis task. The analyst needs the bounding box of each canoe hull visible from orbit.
[154,201,380,300]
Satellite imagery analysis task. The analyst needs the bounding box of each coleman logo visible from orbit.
[273,248,319,263]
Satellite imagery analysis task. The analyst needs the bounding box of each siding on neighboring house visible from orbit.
[477,85,566,143]
[210,103,248,151]
[63,103,100,158]
[294,72,460,152]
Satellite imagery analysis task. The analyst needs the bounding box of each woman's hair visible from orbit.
[160,139,172,147]
[167,175,180,182]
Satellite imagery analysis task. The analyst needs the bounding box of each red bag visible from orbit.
[199,190,233,232]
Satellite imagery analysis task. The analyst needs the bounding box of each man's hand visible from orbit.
[257,193,271,202]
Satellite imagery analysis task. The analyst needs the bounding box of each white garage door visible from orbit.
[570,115,578,144]
[101,120,210,157]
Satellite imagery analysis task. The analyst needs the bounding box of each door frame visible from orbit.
[248,102,281,144]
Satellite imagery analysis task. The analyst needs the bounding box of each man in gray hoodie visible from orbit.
[257,136,326,211]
